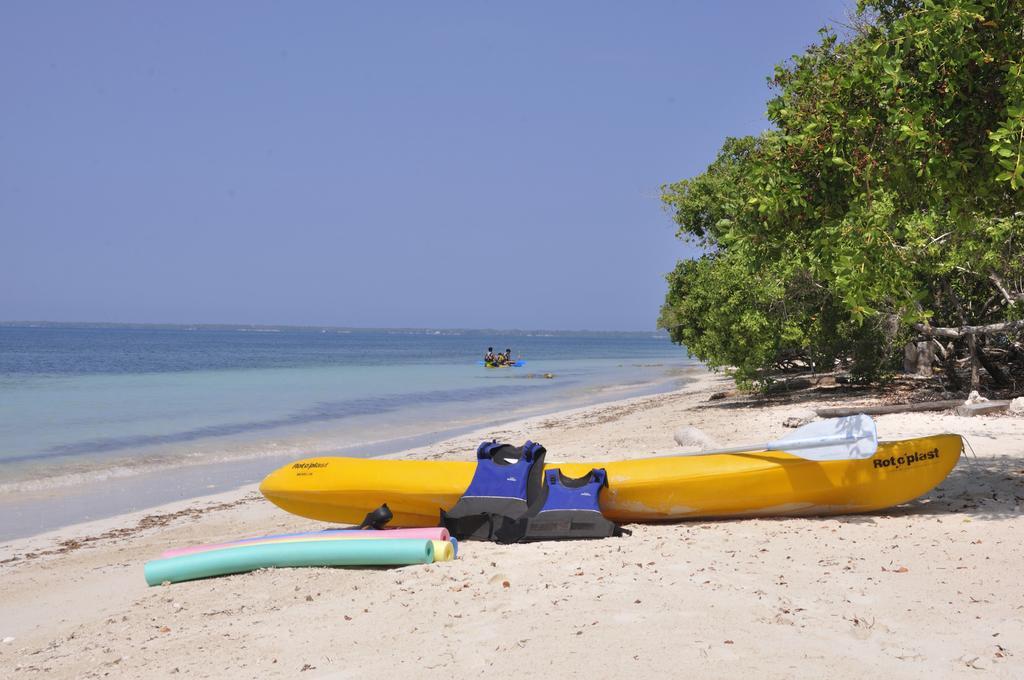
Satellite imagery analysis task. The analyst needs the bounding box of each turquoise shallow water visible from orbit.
[0,325,694,539]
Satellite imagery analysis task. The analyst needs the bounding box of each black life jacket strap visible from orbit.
[356,503,393,530]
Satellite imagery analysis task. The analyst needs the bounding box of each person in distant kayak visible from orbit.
[502,348,513,365]
[484,347,496,364]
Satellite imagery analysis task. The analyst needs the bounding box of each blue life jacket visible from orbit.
[440,440,546,540]
[494,467,628,543]
[538,467,606,513]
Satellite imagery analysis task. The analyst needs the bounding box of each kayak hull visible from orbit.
[259,434,962,526]
[479,360,526,368]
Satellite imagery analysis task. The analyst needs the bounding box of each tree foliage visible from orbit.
[660,0,1024,389]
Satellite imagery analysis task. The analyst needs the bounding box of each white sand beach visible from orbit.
[1,368,1022,679]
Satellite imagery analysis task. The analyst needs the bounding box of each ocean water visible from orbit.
[0,324,694,539]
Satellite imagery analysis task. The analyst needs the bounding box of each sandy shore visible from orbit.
[1,368,1022,679]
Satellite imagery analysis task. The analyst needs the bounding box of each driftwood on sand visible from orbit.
[954,400,1012,417]
[815,400,965,418]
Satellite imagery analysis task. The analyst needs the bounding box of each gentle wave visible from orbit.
[1,383,551,464]
[0,434,381,495]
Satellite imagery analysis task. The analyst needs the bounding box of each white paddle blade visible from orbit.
[768,414,878,461]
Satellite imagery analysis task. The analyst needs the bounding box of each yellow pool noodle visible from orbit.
[431,540,455,562]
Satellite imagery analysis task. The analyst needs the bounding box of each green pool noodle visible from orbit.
[144,538,434,586]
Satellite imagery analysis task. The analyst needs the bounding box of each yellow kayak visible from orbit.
[259,434,962,526]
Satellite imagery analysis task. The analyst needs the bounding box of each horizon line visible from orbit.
[0,319,666,335]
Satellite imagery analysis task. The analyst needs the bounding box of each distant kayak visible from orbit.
[478,360,526,368]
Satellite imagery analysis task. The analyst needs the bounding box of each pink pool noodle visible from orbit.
[161,527,451,558]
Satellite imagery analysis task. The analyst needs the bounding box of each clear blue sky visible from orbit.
[1,1,850,330]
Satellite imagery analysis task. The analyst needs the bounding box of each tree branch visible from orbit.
[914,319,1024,338]
[989,272,1022,306]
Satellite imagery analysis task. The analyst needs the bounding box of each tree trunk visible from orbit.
[903,342,918,374]
[968,333,980,391]
[943,341,962,391]
[915,341,934,376]
[976,340,1010,387]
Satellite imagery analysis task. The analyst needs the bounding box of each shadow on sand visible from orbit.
[878,454,1024,521]
[691,385,889,411]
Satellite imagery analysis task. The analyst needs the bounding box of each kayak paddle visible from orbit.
[675,414,878,461]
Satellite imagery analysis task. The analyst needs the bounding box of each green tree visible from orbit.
[661,0,1024,390]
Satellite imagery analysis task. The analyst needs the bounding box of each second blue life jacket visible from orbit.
[440,440,546,540]
[494,467,628,543]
